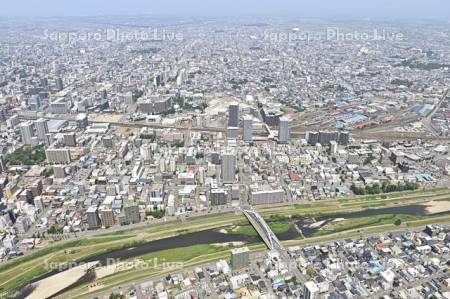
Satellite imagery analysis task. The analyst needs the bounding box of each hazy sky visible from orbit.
[1,0,449,19]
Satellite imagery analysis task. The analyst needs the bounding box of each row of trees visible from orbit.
[351,182,419,195]
[145,210,165,219]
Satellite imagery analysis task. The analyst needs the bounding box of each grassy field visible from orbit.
[310,214,425,237]
[137,244,230,263]
[227,216,294,236]
[1,188,450,297]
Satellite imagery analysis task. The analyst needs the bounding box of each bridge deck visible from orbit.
[240,206,283,251]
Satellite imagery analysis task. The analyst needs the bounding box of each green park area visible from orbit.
[4,145,46,165]
[226,214,293,236]
[1,188,450,298]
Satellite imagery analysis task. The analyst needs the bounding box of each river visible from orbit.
[14,202,442,298]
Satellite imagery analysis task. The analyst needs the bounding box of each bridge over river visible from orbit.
[239,205,284,251]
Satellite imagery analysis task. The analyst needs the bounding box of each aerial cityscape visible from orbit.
[1,1,450,299]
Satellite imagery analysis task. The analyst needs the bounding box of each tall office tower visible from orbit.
[318,131,339,145]
[19,121,35,145]
[86,206,101,229]
[339,131,350,146]
[278,116,290,143]
[231,247,250,270]
[243,115,253,142]
[228,102,239,127]
[55,77,64,91]
[124,203,141,224]
[304,281,319,299]
[221,150,236,184]
[306,131,319,145]
[34,118,49,141]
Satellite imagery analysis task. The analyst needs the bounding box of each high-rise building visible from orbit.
[251,189,285,205]
[87,206,101,229]
[211,152,221,165]
[29,95,41,111]
[278,116,290,143]
[50,97,71,114]
[0,154,5,173]
[0,108,6,123]
[106,185,117,197]
[19,121,35,145]
[318,131,338,145]
[34,118,49,141]
[330,140,338,154]
[226,126,239,139]
[53,165,66,179]
[231,185,240,200]
[221,150,236,184]
[45,148,71,164]
[210,189,228,206]
[15,216,31,233]
[7,114,20,129]
[306,131,319,145]
[140,143,153,162]
[261,107,282,126]
[102,136,114,148]
[228,102,239,127]
[40,78,48,87]
[76,113,88,130]
[100,207,115,228]
[44,133,53,147]
[63,133,77,147]
[30,179,43,197]
[124,203,140,224]
[304,281,319,299]
[231,247,250,270]
[339,131,350,146]
[33,196,44,212]
[55,77,64,91]
[138,97,172,114]
[243,115,253,142]
[307,131,350,146]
